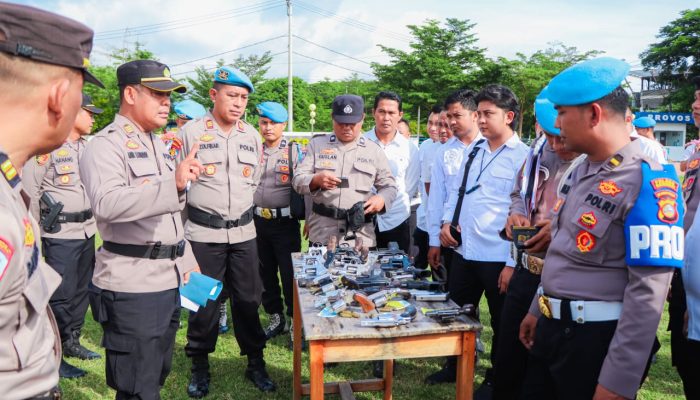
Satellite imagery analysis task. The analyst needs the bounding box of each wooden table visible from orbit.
[292,265,482,399]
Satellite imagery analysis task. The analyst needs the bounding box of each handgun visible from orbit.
[39,192,64,233]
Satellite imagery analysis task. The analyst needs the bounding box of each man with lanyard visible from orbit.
[81,59,201,400]
[518,57,682,400]
[0,4,102,398]
[491,88,579,399]
[178,66,275,395]
[439,85,529,396]
[365,91,420,253]
[413,105,443,270]
[23,93,103,379]
[253,102,302,340]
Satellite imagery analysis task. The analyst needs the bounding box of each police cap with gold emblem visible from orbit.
[81,93,103,114]
[213,66,254,93]
[545,57,630,107]
[117,60,186,93]
[0,2,104,88]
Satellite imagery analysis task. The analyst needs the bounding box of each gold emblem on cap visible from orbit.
[83,58,90,68]
[163,67,171,78]
[218,69,229,80]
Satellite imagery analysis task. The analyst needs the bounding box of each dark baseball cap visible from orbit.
[81,93,103,114]
[117,60,186,93]
[0,3,104,88]
[332,95,364,124]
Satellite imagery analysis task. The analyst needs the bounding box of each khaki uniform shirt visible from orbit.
[0,152,62,400]
[292,133,398,247]
[529,140,675,398]
[179,113,262,244]
[80,114,197,293]
[682,151,700,231]
[254,138,301,209]
[22,138,97,239]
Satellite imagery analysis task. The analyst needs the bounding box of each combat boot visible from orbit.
[187,355,210,398]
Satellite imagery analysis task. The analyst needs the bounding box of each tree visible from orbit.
[640,8,700,111]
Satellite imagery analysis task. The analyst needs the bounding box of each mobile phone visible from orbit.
[339,177,349,188]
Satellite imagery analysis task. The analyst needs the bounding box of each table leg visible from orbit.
[456,331,476,400]
[310,340,325,400]
[383,359,394,400]
[293,283,302,400]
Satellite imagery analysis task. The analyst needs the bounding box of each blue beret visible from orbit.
[257,102,288,123]
[546,57,630,106]
[534,87,560,136]
[173,99,206,120]
[213,66,254,93]
[633,116,656,129]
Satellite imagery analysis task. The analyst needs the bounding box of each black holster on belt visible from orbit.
[346,201,366,233]
[313,201,370,240]
[39,192,64,233]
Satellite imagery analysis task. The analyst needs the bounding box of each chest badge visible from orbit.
[242,166,252,178]
[59,174,71,185]
[598,180,622,197]
[204,164,217,176]
[126,140,140,150]
[200,134,215,142]
[576,230,596,253]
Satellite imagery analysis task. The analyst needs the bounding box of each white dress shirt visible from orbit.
[416,139,438,232]
[365,128,420,232]
[442,134,529,265]
[631,130,667,164]
[427,134,483,252]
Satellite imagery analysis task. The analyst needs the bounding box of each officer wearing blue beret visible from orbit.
[252,101,304,341]
[178,66,276,395]
[633,116,657,140]
[174,99,207,128]
[519,57,683,400]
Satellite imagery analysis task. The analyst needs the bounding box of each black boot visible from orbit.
[424,356,457,384]
[245,357,276,392]
[474,369,494,400]
[64,331,101,360]
[187,356,210,398]
[59,359,86,379]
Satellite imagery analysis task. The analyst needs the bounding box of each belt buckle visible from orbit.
[538,294,553,319]
[260,208,273,220]
[527,255,544,275]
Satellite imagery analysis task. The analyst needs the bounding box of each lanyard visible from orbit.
[468,144,507,193]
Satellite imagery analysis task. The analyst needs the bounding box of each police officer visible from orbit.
[174,99,207,128]
[491,88,580,399]
[518,58,683,400]
[80,60,200,400]
[179,66,275,395]
[23,93,103,379]
[0,3,102,399]
[633,116,656,141]
[253,101,302,339]
[292,94,398,247]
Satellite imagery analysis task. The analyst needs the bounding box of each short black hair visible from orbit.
[430,104,444,115]
[444,89,477,111]
[475,84,520,129]
[373,91,402,112]
[585,86,629,118]
[398,118,409,125]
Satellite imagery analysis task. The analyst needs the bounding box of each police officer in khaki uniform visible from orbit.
[519,58,683,400]
[253,102,302,339]
[178,66,275,396]
[492,88,579,399]
[80,60,200,400]
[23,93,103,379]
[0,3,102,399]
[292,95,398,247]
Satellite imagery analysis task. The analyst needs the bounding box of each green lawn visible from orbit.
[60,234,685,399]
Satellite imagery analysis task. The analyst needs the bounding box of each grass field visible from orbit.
[59,236,685,399]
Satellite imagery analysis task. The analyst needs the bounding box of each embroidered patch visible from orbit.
[576,230,595,252]
[205,120,214,130]
[57,149,69,157]
[59,174,71,185]
[650,177,679,193]
[578,211,598,229]
[200,134,215,142]
[124,124,134,134]
[321,148,336,155]
[237,120,245,132]
[598,180,622,197]
[59,164,72,172]
[36,154,50,166]
[279,165,289,173]
[552,198,565,213]
[280,174,289,183]
[242,166,252,178]
[23,218,34,247]
[205,164,217,176]
[651,178,680,225]
[688,159,700,170]
[329,135,336,143]
[0,237,14,282]
[126,140,140,150]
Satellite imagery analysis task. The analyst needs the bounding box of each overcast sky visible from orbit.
[13,0,697,84]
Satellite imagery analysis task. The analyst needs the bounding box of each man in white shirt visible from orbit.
[438,85,529,395]
[626,108,667,164]
[413,105,443,269]
[365,91,420,252]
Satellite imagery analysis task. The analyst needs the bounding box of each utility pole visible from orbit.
[287,0,293,132]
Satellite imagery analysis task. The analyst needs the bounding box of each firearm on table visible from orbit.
[360,305,417,328]
[411,290,449,302]
[324,236,337,268]
[422,304,476,323]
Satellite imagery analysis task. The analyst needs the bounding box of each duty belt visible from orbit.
[312,203,373,223]
[187,205,254,229]
[103,240,186,260]
[254,206,291,220]
[537,287,622,324]
[41,208,93,223]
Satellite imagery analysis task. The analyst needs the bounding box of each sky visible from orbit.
[13,0,698,85]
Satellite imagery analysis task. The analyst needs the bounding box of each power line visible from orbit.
[169,35,286,67]
[293,51,373,76]
[171,51,288,76]
[293,35,370,65]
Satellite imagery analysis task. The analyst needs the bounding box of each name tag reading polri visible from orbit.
[625,163,684,268]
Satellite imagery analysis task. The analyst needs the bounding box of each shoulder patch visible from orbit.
[205,120,215,130]
[36,154,50,166]
[0,236,14,282]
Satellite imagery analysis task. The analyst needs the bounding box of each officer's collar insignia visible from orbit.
[651,178,680,224]
[124,124,135,134]
[0,155,19,188]
[329,135,336,143]
[576,230,596,252]
[218,69,229,80]
[688,159,700,170]
[23,218,35,247]
[57,149,70,157]
[606,154,623,169]
[205,120,215,130]
[200,133,215,142]
[358,136,366,146]
[36,154,50,166]
[126,140,140,150]
[237,120,245,132]
[598,180,622,197]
